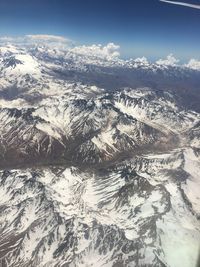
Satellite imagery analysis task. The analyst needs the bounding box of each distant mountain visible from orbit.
[0,43,199,267]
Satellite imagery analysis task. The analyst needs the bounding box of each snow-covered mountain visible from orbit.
[1,43,200,112]
[0,42,199,267]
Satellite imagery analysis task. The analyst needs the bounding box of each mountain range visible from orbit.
[0,43,199,267]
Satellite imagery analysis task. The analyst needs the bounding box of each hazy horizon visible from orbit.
[0,0,199,60]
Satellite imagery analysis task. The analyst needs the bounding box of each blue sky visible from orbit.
[0,0,199,60]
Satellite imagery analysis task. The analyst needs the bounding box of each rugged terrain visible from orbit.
[0,42,199,267]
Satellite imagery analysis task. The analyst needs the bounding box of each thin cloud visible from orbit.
[0,35,72,47]
[160,0,200,10]
[26,35,70,43]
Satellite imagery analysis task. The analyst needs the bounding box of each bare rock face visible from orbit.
[0,43,199,267]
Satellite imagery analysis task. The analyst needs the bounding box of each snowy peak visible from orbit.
[2,56,23,69]
[1,53,40,75]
